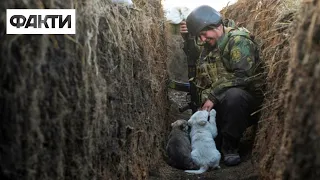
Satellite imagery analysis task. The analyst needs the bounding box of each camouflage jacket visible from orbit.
[192,27,264,105]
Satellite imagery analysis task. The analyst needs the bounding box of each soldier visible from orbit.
[180,5,264,166]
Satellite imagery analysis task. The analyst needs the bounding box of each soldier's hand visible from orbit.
[180,21,188,35]
[201,100,214,111]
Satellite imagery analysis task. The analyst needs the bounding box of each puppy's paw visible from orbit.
[209,109,216,117]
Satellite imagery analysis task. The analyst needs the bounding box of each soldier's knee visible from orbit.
[223,88,249,108]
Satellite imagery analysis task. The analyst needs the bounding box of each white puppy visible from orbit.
[185,109,221,174]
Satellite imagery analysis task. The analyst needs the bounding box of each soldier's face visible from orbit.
[199,25,223,46]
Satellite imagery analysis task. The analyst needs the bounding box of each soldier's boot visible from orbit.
[222,136,241,166]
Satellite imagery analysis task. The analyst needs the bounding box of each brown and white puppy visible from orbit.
[166,119,198,170]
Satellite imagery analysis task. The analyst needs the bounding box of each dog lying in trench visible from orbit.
[166,110,221,174]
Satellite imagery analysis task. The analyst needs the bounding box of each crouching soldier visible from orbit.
[180,5,265,166]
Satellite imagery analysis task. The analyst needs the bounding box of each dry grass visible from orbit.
[0,0,169,179]
[273,0,320,179]
[222,0,303,179]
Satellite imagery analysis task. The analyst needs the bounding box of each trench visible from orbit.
[2,0,320,180]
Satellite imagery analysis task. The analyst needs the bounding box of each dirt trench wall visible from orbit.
[222,0,294,175]
[274,1,320,179]
[0,0,169,179]
[223,0,320,179]
[166,34,188,82]
[222,0,296,179]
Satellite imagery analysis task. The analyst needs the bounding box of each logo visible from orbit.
[6,9,76,34]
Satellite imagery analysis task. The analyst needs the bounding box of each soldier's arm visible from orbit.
[207,36,257,104]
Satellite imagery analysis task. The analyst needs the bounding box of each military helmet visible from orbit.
[186,5,222,36]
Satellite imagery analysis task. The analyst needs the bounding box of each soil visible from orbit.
[150,90,259,180]
[149,160,258,180]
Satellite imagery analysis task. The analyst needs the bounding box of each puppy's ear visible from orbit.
[181,123,189,132]
[171,122,174,127]
[198,120,207,126]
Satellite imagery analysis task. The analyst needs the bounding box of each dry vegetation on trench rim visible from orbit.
[224,0,320,179]
[0,0,170,179]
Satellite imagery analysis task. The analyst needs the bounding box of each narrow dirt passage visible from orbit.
[149,160,257,180]
[149,90,259,180]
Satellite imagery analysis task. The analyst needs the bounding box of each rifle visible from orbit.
[168,33,200,113]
